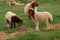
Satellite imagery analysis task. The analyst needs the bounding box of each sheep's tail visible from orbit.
[48,13,53,24]
[48,17,53,29]
[48,16,53,24]
[48,19,51,23]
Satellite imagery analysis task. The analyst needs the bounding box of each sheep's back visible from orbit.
[5,12,16,22]
[35,12,53,21]
[44,12,53,21]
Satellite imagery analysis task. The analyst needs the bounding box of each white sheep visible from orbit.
[24,1,39,18]
[28,8,53,31]
[5,11,23,28]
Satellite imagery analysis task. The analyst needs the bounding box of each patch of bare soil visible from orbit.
[0,28,34,40]
[42,23,60,30]
[0,31,8,40]
[1,23,60,40]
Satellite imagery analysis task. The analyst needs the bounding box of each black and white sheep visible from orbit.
[24,1,39,19]
[28,8,53,31]
[5,11,23,28]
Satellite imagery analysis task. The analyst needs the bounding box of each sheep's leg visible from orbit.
[35,19,40,32]
[46,19,51,30]
[49,22,53,29]
[48,19,53,29]
[35,21,40,32]
[10,22,13,28]
[13,22,16,28]
[6,20,9,27]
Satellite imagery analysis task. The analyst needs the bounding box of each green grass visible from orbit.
[8,30,60,40]
[0,3,60,40]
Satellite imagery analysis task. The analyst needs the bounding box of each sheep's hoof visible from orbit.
[42,27,51,30]
[45,27,51,30]
[36,29,40,32]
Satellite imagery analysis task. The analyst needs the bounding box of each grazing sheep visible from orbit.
[24,1,39,19]
[28,8,53,31]
[5,11,23,28]
[10,1,25,6]
[6,1,24,6]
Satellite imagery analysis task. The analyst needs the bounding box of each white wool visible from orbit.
[35,12,53,22]
[35,7,37,12]
[24,3,31,15]
[5,11,16,22]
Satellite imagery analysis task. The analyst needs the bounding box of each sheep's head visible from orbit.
[11,2,15,6]
[11,16,23,27]
[18,19,23,27]
[31,1,39,9]
[28,8,35,19]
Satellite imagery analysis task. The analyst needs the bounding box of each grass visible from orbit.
[0,3,60,40]
[8,30,60,40]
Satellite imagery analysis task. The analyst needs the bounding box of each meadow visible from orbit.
[0,1,60,40]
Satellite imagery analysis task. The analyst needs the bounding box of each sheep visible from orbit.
[28,8,53,31]
[5,11,23,28]
[24,1,39,19]
[6,1,25,6]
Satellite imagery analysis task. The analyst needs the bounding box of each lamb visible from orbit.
[24,1,39,19]
[5,11,23,28]
[28,8,53,31]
